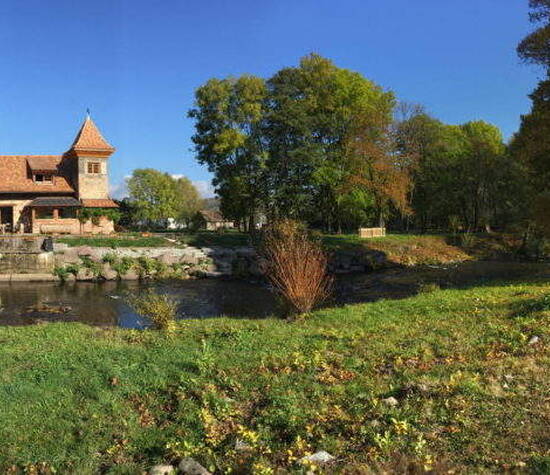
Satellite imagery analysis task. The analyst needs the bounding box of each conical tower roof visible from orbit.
[70,115,115,154]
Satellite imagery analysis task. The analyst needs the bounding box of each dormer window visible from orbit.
[88,162,101,174]
[34,173,54,184]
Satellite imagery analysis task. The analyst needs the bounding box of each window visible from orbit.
[87,162,101,174]
[35,208,54,219]
[34,174,53,183]
[59,208,77,219]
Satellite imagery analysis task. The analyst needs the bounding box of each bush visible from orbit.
[136,256,167,278]
[258,219,332,316]
[102,252,118,265]
[126,289,178,330]
[112,257,135,277]
[79,256,102,278]
[53,266,70,282]
[460,232,476,248]
[53,263,81,282]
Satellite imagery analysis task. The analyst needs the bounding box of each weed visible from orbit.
[126,289,178,330]
[102,252,118,265]
[79,256,102,278]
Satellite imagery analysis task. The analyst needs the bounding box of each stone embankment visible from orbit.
[51,243,261,281]
[0,241,389,282]
[51,243,388,282]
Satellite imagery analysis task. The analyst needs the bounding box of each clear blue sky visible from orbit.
[0,0,544,198]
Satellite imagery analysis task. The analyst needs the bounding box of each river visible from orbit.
[0,260,547,328]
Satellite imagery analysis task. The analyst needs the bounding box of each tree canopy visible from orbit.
[188,53,520,234]
[127,169,201,226]
[517,0,550,67]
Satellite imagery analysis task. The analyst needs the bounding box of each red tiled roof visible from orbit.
[27,156,60,172]
[200,209,225,222]
[71,116,115,152]
[81,199,119,208]
[0,155,75,193]
[29,197,81,207]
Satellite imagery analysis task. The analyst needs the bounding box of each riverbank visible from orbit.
[0,232,536,282]
[0,276,548,473]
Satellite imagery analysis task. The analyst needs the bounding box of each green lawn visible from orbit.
[56,231,251,249]
[57,234,173,248]
[179,230,251,248]
[0,278,548,473]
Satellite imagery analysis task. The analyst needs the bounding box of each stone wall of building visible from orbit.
[32,217,114,235]
[77,156,109,199]
[80,216,115,234]
[0,199,32,232]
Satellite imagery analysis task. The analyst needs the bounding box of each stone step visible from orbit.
[0,273,57,282]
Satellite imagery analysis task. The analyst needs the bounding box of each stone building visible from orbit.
[192,210,235,231]
[0,115,118,234]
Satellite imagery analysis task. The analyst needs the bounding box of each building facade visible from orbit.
[0,115,118,235]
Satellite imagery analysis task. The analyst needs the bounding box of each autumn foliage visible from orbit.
[258,220,332,315]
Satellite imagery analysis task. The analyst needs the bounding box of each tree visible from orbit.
[513,2,550,242]
[174,176,202,226]
[517,0,550,67]
[395,114,516,232]
[188,75,267,231]
[127,170,202,228]
[511,74,550,194]
[263,54,395,230]
[127,169,180,226]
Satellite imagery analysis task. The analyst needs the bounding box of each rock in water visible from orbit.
[149,465,175,475]
[179,457,211,475]
[300,451,335,465]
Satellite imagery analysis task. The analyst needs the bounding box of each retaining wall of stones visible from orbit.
[49,243,389,282]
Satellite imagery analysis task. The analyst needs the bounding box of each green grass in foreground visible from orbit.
[0,279,548,473]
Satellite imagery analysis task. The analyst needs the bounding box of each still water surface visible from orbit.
[0,261,547,328]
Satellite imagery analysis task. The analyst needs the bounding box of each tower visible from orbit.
[67,114,115,200]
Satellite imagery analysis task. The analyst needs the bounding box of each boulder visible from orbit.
[159,252,180,266]
[101,264,118,281]
[300,451,335,465]
[178,457,211,475]
[382,396,399,407]
[119,269,140,280]
[149,465,175,475]
[528,335,540,345]
[76,246,94,257]
[76,268,96,281]
[52,242,69,252]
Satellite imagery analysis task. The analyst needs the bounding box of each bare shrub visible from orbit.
[258,219,332,315]
[126,289,178,331]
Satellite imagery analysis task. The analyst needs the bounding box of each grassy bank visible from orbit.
[57,231,252,249]
[0,278,548,472]
[56,232,522,267]
[57,234,173,248]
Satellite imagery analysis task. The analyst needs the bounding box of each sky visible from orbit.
[0,0,545,198]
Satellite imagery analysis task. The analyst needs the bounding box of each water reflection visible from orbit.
[0,279,281,328]
[0,261,548,328]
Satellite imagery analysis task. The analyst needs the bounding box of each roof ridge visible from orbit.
[0,154,61,158]
[70,116,114,152]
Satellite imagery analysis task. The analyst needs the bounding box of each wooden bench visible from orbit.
[359,227,386,238]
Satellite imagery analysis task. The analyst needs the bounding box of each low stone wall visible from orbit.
[50,243,389,282]
[52,244,261,281]
[0,251,55,275]
[0,243,390,281]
